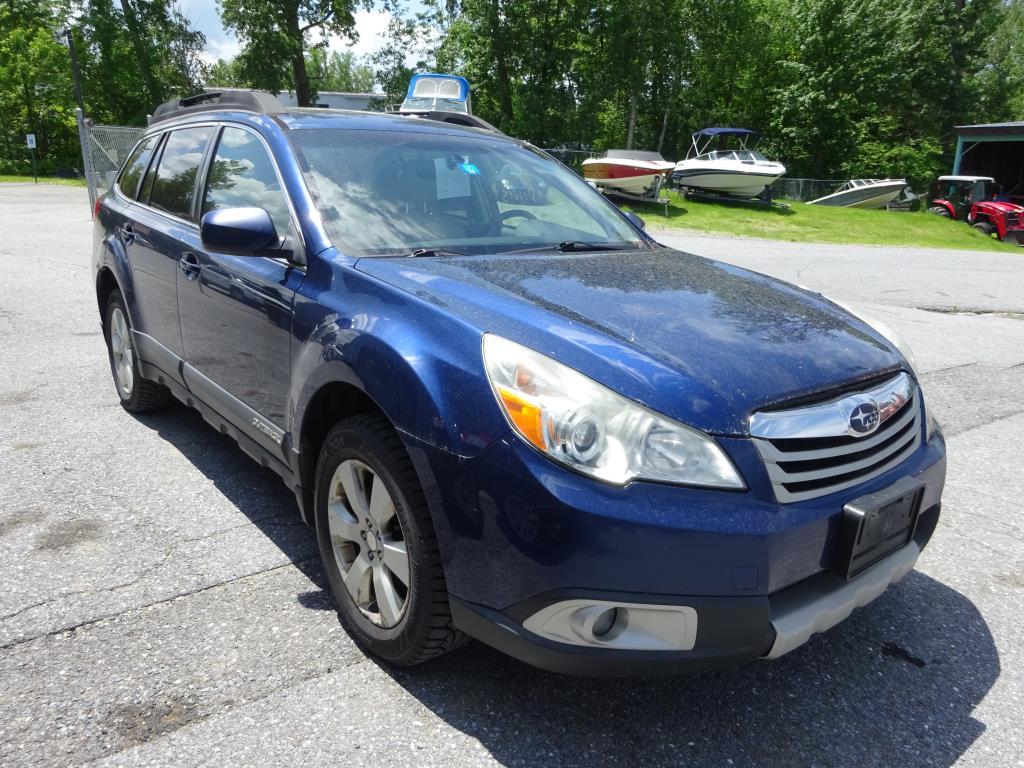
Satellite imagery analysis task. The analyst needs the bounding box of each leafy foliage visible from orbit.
[1,0,1022,186]
[307,48,375,94]
[390,0,1019,188]
[0,0,207,174]
[218,0,366,106]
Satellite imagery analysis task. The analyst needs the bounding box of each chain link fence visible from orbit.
[74,121,903,210]
[76,109,144,209]
[769,177,848,202]
[538,152,873,204]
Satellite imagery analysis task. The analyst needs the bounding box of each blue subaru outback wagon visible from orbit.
[93,87,946,675]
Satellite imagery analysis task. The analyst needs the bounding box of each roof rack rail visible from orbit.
[401,110,502,134]
[150,90,285,124]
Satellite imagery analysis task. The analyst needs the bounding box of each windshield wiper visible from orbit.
[556,240,625,252]
[497,241,632,255]
[408,247,469,258]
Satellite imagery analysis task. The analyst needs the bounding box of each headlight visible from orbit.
[826,298,938,438]
[922,392,938,441]
[481,335,745,488]
[828,299,919,374]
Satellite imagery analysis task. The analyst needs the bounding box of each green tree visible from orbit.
[76,0,208,124]
[218,0,365,106]
[0,1,78,174]
[207,57,246,87]
[969,0,1024,122]
[308,48,375,93]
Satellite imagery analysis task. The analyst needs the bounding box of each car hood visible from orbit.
[354,248,903,435]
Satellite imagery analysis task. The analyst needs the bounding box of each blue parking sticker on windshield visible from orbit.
[460,162,481,175]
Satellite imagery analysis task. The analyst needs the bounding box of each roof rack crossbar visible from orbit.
[150,90,286,124]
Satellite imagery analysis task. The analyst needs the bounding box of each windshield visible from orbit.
[288,129,645,256]
[703,149,767,162]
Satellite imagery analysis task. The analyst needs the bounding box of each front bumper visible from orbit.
[452,495,939,676]
[406,425,946,675]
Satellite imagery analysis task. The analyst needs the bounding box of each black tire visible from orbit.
[314,414,464,666]
[103,291,173,413]
[972,221,997,238]
[928,205,952,218]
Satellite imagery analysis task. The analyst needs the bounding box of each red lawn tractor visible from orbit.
[929,175,1024,245]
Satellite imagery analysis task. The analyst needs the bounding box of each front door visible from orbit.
[176,125,303,452]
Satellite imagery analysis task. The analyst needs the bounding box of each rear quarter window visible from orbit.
[116,136,158,200]
[149,126,216,220]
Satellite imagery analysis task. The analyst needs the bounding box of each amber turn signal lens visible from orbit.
[496,386,545,449]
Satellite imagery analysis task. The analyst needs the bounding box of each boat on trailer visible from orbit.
[581,150,675,197]
[807,178,908,209]
[672,128,786,199]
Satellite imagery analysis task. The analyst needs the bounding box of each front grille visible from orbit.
[751,374,921,503]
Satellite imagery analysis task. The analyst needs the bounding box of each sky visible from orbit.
[177,1,415,65]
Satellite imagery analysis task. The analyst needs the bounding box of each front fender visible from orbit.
[289,254,509,459]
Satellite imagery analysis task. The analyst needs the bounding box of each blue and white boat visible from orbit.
[672,128,786,198]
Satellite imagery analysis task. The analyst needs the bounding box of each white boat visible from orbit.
[582,150,675,197]
[672,128,786,199]
[807,179,908,208]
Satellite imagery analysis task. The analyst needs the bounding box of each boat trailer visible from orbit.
[678,186,791,210]
[597,175,671,210]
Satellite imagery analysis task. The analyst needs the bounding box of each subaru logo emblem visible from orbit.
[848,401,880,436]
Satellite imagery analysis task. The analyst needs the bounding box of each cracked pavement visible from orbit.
[0,186,1022,767]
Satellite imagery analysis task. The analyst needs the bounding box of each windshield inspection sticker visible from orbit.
[434,157,472,198]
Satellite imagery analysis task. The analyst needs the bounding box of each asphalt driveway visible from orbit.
[1,185,1022,767]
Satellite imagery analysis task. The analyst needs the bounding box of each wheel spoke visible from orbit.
[111,332,124,355]
[327,500,363,543]
[367,473,396,529]
[343,553,372,605]
[373,565,403,626]
[381,540,409,587]
[113,311,128,340]
[118,358,133,393]
[337,461,369,520]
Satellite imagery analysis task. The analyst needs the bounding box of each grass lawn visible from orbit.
[626,190,1017,252]
[0,174,87,187]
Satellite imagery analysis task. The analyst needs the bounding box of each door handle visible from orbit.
[179,251,201,280]
[119,223,135,245]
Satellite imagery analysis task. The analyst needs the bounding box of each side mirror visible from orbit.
[624,211,646,231]
[200,207,279,255]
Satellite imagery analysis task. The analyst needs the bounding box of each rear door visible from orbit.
[123,125,217,370]
[107,133,172,356]
[176,124,303,450]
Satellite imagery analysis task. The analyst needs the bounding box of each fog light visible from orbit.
[592,607,618,637]
[525,599,698,651]
[569,605,625,643]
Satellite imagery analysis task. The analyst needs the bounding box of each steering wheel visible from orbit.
[471,208,538,237]
[499,209,537,224]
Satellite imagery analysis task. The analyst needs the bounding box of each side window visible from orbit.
[202,127,291,235]
[137,134,164,204]
[150,126,216,220]
[116,135,157,200]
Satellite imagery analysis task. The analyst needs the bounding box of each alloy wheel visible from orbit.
[109,307,134,397]
[327,459,410,628]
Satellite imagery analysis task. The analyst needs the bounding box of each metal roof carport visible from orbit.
[953,122,1024,197]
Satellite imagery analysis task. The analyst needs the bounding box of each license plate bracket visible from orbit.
[833,484,923,580]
